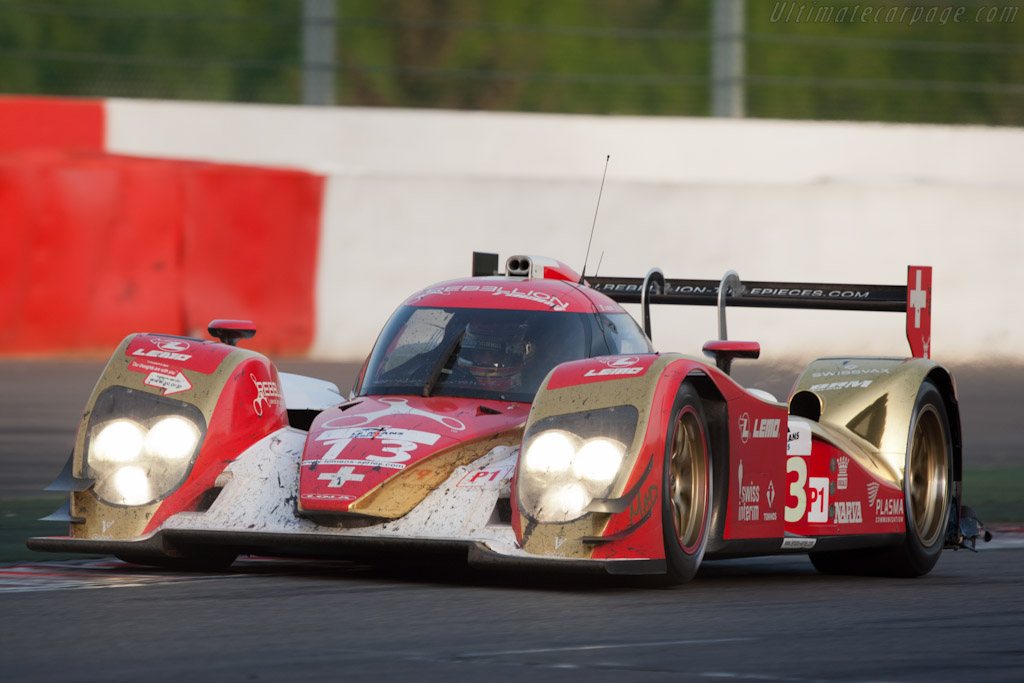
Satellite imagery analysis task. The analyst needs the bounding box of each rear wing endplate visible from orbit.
[589,266,932,359]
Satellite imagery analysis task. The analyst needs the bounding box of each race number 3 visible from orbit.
[785,457,807,523]
[786,456,830,524]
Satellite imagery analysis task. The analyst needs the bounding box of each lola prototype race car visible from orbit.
[29,253,987,583]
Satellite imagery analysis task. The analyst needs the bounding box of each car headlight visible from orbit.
[83,387,206,507]
[110,465,153,506]
[91,420,146,463]
[518,405,638,523]
[522,431,575,475]
[144,416,201,460]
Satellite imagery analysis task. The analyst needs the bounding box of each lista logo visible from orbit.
[738,412,781,444]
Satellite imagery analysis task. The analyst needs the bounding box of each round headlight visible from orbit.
[145,416,200,460]
[571,438,625,487]
[523,431,575,476]
[536,483,590,523]
[92,420,146,463]
[110,465,153,506]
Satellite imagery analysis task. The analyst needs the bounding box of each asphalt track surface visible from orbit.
[1,361,1022,683]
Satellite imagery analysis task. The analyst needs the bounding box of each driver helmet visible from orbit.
[457,320,535,392]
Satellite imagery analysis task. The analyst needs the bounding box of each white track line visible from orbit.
[457,638,753,658]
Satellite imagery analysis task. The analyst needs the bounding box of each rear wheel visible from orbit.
[661,384,712,584]
[810,380,952,577]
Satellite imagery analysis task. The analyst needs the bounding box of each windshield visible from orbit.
[359,306,650,403]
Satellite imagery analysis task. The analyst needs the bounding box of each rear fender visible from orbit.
[789,357,960,492]
[64,333,288,541]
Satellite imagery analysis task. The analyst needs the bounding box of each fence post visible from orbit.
[302,0,336,106]
[710,0,745,117]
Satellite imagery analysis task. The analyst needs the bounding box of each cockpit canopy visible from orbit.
[359,305,652,403]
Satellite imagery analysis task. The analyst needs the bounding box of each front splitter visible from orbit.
[27,529,665,576]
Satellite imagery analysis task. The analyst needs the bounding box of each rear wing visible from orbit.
[588,266,932,360]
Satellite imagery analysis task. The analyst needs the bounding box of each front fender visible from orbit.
[512,353,734,561]
[63,333,288,541]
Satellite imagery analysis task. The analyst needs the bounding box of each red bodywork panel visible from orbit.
[546,354,659,390]
[299,396,530,511]
[783,427,904,536]
[140,344,288,534]
[401,277,623,314]
[722,392,788,540]
[126,335,235,377]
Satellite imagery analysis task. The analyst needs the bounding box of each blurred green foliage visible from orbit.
[963,466,1024,525]
[0,0,1021,124]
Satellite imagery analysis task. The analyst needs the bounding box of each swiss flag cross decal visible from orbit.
[906,266,932,359]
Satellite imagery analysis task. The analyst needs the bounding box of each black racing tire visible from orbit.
[810,380,952,577]
[116,551,238,572]
[661,384,713,585]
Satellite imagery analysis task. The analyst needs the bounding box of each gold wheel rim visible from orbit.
[669,409,708,552]
[908,406,948,548]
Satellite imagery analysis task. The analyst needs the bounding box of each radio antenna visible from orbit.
[580,154,610,283]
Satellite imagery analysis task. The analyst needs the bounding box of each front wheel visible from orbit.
[661,384,713,584]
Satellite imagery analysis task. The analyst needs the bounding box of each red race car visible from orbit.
[29,253,987,582]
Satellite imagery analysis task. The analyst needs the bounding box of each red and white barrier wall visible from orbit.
[0,97,323,355]
[2,96,1023,363]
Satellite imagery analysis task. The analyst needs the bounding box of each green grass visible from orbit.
[1,468,1020,563]
[963,466,1024,527]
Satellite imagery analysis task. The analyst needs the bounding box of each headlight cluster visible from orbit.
[84,387,206,506]
[518,405,638,523]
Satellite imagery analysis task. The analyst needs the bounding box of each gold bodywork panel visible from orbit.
[347,427,524,519]
[72,495,159,541]
[517,514,611,559]
[791,357,942,487]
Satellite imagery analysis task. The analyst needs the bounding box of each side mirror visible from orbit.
[702,339,760,375]
[208,319,256,347]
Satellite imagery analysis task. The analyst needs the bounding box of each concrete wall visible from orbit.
[104,99,1024,364]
